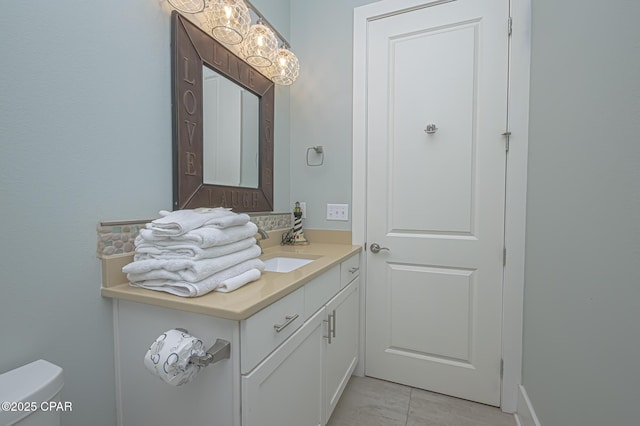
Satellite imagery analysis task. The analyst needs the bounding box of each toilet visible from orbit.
[0,360,64,426]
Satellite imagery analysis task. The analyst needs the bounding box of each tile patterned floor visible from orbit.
[326,376,516,426]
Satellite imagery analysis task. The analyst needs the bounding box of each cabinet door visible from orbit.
[242,308,325,426]
[325,278,360,421]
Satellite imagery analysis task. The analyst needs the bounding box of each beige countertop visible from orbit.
[101,241,361,321]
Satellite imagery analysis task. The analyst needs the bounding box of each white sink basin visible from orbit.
[263,257,314,273]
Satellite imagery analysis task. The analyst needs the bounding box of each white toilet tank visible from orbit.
[0,360,64,426]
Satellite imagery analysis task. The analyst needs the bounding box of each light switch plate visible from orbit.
[327,203,349,221]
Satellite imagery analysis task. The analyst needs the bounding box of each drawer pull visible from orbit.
[331,309,337,338]
[324,310,337,344]
[349,267,359,274]
[274,314,299,333]
[324,319,332,344]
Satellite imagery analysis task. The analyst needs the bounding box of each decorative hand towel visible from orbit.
[148,208,234,236]
[143,329,206,386]
[124,245,262,283]
[139,222,258,248]
[133,237,257,261]
[215,268,262,293]
[131,258,265,297]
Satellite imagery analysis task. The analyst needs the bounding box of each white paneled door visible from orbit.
[364,0,509,406]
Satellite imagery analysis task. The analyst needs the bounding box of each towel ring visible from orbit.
[306,146,324,166]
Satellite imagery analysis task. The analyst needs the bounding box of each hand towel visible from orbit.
[133,237,257,261]
[124,244,262,283]
[139,222,258,248]
[214,268,262,293]
[147,208,236,236]
[130,258,265,297]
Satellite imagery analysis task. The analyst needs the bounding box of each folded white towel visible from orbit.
[147,208,240,236]
[133,237,257,261]
[215,269,262,293]
[130,259,265,297]
[139,222,258,248]
[124,245,262,283]
[203,213,251,229]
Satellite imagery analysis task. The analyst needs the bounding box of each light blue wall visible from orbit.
[290,0,375,229]
[523,1,640,425]
[0,1,290,425]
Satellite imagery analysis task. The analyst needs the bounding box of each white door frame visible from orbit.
[352,0,531,413]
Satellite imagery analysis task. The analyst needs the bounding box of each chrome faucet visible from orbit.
[256,227,269,254]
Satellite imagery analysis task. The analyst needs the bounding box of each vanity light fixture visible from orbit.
[204,0,251,45]
[166,0,299,84]
[269,46,300,86]
[241,21,278,68]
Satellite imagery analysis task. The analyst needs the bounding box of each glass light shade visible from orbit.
[269,48,300,86]
[242,24,278,68]
[204,0,251,45]
[167,0,206,14]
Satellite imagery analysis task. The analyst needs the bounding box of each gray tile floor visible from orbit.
[327,376,516,426]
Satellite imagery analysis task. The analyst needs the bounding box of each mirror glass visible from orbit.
[202,65,260,188]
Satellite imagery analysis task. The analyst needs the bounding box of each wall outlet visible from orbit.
[327,203,349,221]
[298,202,306,219]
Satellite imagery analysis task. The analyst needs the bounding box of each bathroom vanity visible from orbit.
[102,242,360,426]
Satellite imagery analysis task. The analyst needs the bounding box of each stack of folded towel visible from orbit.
[122,208,265,297]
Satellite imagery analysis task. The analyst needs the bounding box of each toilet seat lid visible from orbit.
[0,359,63,425]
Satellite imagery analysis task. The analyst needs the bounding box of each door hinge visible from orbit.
[508,16,513,36]
[500,359,504,378]
[503,247,507,266]
[502,131,511,152]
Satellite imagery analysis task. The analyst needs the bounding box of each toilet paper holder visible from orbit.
[176,328,231,368]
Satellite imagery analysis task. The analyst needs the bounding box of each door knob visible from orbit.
[424,124,438,134]
[370,243,390,254]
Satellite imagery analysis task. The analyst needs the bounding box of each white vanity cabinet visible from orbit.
[110,251,360,426]
[242,308,325,426]
[241,255,360,426]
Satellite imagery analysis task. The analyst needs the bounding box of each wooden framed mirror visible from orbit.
[171,11,274,212]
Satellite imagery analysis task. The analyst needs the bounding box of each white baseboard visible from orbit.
[514,385,541,426]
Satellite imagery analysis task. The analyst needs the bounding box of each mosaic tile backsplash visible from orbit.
[97,213,292,258]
